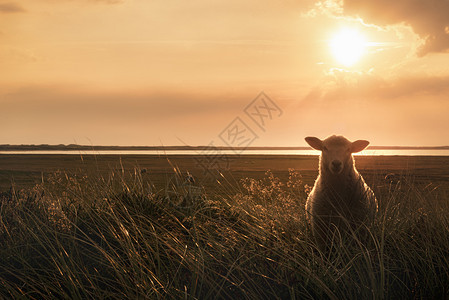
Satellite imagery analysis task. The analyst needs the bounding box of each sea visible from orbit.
[1,149,449,156]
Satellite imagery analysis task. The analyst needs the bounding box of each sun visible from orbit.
[330,28,367,67]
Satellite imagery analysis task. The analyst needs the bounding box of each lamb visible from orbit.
[305,135,378,249]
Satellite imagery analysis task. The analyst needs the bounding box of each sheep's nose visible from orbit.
[332,160,342,169]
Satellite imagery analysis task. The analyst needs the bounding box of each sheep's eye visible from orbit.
[322,146,328,151]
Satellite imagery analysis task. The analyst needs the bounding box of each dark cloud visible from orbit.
[340,0,449,55]
[0,2,25,13]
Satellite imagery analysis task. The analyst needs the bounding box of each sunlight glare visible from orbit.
[330,28,367,67]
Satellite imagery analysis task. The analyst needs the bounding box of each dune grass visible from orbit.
[0,166,448,299]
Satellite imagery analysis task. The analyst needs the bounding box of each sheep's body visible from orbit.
[305,135,378,248]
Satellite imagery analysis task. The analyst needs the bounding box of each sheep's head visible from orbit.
[305,135,369,175]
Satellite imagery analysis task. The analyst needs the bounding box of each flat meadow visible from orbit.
[0,154,448,298]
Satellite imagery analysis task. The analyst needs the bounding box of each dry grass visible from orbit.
[0,166,448,299]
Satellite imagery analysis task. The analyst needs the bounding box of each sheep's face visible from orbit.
[322,141,351,175]
[305,135,370,175]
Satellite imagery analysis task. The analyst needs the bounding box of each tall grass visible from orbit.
[0,167,448,299]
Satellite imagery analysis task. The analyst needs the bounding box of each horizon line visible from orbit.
[1,144,449,151]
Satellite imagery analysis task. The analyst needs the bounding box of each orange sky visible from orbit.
[1,0,449,146]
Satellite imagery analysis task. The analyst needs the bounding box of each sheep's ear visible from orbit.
[305,137,323,151]
[351,140,369,153]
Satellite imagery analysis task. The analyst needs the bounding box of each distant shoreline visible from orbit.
[1,144,449,151]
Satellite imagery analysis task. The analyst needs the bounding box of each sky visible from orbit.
[1,0,449,147]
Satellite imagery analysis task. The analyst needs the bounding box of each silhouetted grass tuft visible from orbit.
[0,168,448,299]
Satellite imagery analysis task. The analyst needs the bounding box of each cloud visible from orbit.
[0,0,121,15]
[0,47,38,63]
[298,70,449,146]
[306,69,449,102]
[0,85,247,145]
[339,0,449,56]
[0,2,25,13]
[89,0,124,4]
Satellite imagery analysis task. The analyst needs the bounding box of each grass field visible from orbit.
[2,154,449,192]
[0,154,448,298]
